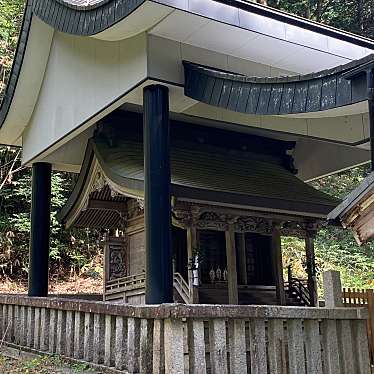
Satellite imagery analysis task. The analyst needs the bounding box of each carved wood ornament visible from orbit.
[173,202,322,238]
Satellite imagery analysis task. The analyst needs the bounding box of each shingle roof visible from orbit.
[183,58,374,116]
[58,135,339,228]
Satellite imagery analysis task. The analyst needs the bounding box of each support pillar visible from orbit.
[187,227,199,303]
[272,225,285,305]
[143,84,173,304]
[225,225,238,304]
[305,235,318,307]
[28,162,52,297]
[237,233,247,285]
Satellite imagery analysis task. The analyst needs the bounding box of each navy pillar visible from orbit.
[28,162,52,297]
[143,85,173,304]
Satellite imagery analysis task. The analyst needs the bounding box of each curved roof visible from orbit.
[1,0,374,140]
[183,57,374,116]
[58,134,339,228]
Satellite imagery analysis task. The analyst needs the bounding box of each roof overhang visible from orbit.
[328,172,374,245]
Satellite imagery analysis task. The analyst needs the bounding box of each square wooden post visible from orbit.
[272,225,286,305]
[187,227,199,303]
[305,235,318,307]
[237,233,247,285]
[225,225,238,305]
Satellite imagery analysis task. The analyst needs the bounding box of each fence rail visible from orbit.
[342,287,374,366]
[0,294,371,373]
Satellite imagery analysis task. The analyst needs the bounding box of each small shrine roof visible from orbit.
[59,127,339,229]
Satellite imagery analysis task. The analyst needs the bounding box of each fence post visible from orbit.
[323,270,343,308]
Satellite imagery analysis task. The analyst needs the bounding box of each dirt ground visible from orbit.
[0,276,102,296]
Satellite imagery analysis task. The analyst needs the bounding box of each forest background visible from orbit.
[0,0,373,292]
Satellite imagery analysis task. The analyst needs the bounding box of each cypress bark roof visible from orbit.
[58,135,339,228]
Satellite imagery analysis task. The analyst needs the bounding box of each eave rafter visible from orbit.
[183,56,374,117]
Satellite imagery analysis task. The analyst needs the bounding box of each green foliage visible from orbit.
[0,0,24,94]
[0,0,372,289]
[268,0,374,38]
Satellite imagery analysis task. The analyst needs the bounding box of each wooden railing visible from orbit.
[105,273,146,302]
[343,287,374,365]
[0,294,371,373]
[284,277,311,306]
[173,272,190,303]
[105,273,191,303]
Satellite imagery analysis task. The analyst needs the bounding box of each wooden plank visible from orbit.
[7,304,13,342]
[104,314,114,367]
[337,320,355,374]
[56,310,66,355]
[140,319,154,373]
[209,319,228,374]
[115,316,127,371]
[65,310,74,357]
[225,226,238,304]
[33,307,40,350]
[187,319,207,374]
[19,306,26,347]
[304,320,323,374]
[249,319,267,374]
[268,319,286,374]
[164,318,185,374]
[93,313,103,364]
[83,312,93,362]
[26,306,34,348]
[153,319,165,374]
[287,319,306,374]
[127,318,140,373]
[74,311,84,359]
[48,309,57,353]
[228,319,247,374]
[40,308,49,351]
[13,305,19,346]
[352,320,371,374]
[321,319,341,374]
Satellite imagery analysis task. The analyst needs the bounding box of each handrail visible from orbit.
[105,272,191,303]
[173,273,190,303]
[285,277,311,306]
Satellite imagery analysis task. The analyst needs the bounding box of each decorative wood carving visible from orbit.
[106,239,128,281]
[235,216,272,235]
[172,201,323,238]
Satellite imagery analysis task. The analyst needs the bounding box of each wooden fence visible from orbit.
[0,294,371,373]
[342,288,374,365]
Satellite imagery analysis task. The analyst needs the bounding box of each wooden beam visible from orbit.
[272,226,286,305]
[225,226,238,305]
[305,236,318,307]
[237,233,247,285]
[187,227,199,303]
[87,199,127,213]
